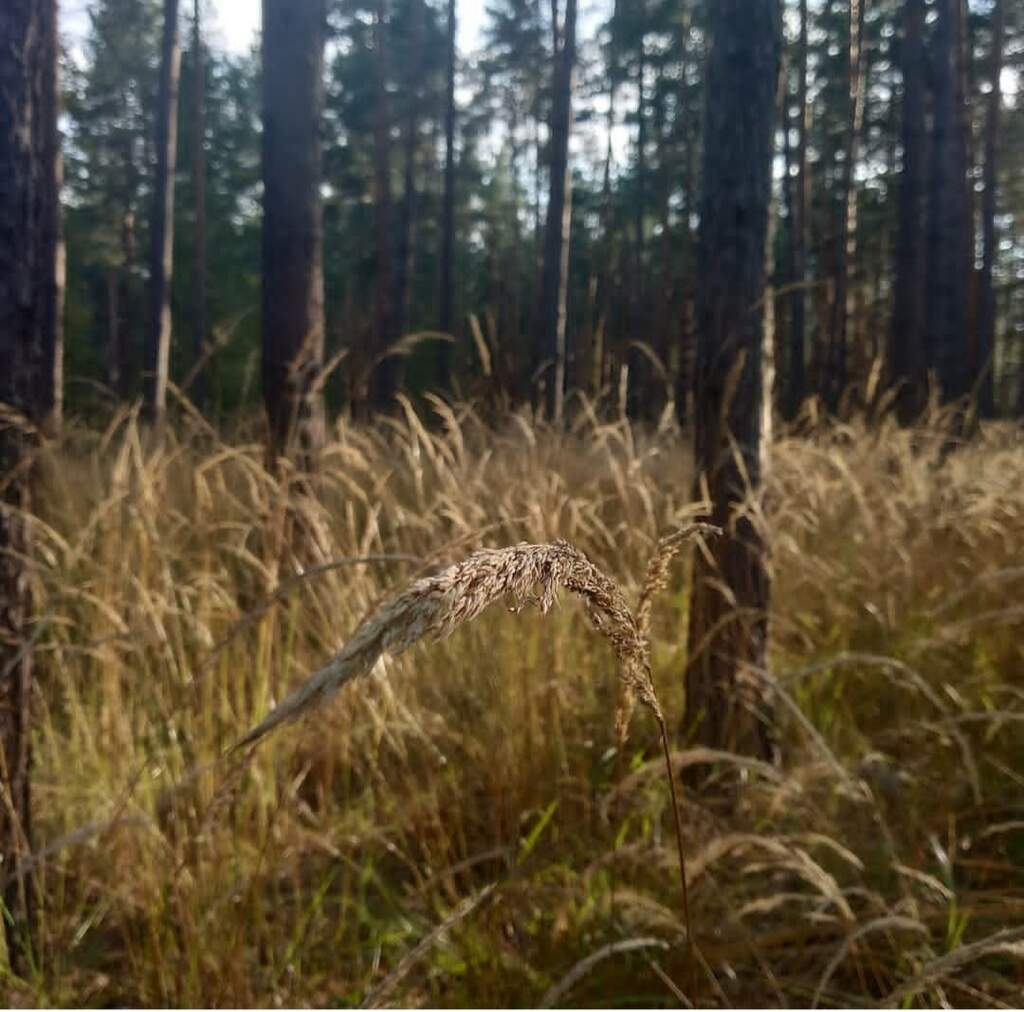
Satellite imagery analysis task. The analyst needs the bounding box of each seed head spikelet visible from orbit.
[235,539,663,749]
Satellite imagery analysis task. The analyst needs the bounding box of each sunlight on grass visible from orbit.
[7,401,1024,1007]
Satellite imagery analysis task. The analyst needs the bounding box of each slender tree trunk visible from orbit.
[0,0,59,968]
[783,0,808,420]
[371,0,397,411]
[37,0,63,433]
[685,0,781,762]
[977,0,1004,418]
[826,0,866,412]
[891,0,927,422]
[144,0,182,425]
[627,25,648,417]
[118,169,137,395]
[654,64,674,398]
[537,0,577,423]
[192,0,208,412]
[395,0,425,355]
[438,0,457,393]
[261,0,326,463]
[106,268,121,392]
[925,0,972,404]
[597,76,617,399]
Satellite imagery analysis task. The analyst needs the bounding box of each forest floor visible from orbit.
[4,402,1024,1007]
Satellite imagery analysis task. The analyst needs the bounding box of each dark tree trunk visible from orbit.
[891,0,928,422]
[925,0,971,404]
[685,0,780,762]
[371,0,397,411]
[537,0,577,423]
[37,0,63,433]
[105,269,123,394]
[261,0,326,463]
[977,0,1004,418]
[0,0,60,968]
[438,0,457,393]
[627,24,648,417]
[597,76,617,400]
[825,0,866,412]
[192,0,208,412]
[144,0,182,425]
[394,0,426,366]
[782,0,808,421]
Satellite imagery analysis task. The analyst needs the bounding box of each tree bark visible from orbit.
[537,0,577,423]
[685,0,780,762]
[261,0,326,463]
[825,0,866,412]
[395,0,426,369]
[36,0,63,433]
[370,0,397,411]
[192,0,208,412]
[144,0,182,425]
[0,0,59,968]
[782,0,809,421]
[438,0,457,393]
[977,0,1004,418]
[925,0,971,404]
[890,0,928,422]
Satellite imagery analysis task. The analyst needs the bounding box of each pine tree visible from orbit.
[685,0,781,761]
[0,0,61,968]
[261,0,326,462]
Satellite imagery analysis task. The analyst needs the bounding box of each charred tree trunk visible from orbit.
[891,0,928,422]
[0,0,60,968]
[192,0,208,412]
[438,0,457,393]
[537,0,577,423]
[977,0,1004,418]
[925,0,971,404]
[144,0,182,425]
[685,0,781,762]
[261,0,326,464]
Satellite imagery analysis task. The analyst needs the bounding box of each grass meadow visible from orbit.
[5,399,1024,1007]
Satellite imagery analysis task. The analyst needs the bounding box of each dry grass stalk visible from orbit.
[236,538,665,750]
[879,925,1024,1007]
[538,936,672,1008]
[236,529,713,1003]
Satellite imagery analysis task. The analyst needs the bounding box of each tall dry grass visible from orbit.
[3,398,1024,1007]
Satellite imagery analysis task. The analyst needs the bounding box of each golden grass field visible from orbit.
[5,399,1024,1007]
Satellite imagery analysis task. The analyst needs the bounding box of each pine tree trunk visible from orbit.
[261,0,326,463]
[106,268,121,393]
[438,0,457,393]
[395,0,425,370]
[685,0,780,763]
[783,0,809,420]
[537,0,577,423]
[0,0,59,968]
[627,25,648,417]
[37,0,63,433]
[144,0,182,425]
[891,0,927,422]
[826,0,866,412]
[192,0,208,412]
[977,0,1004,418]
[371,0,397,412]
[925,0,971,404]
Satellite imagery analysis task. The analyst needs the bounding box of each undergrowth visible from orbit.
[3,399,1024,1007]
